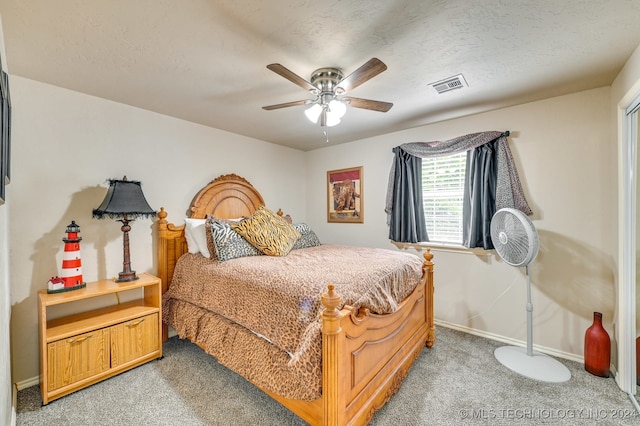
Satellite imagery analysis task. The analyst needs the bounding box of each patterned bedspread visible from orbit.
[162,244,423,400]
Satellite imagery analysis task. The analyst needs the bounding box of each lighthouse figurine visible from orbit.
[48,221,87,293]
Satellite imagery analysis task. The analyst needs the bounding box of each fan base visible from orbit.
[494,346,571,383]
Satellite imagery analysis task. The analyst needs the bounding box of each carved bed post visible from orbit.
[157,207,170,342]
[157,207,188,342]
[423,248,436,348]
[157,208,169,292]
[322,284,346,426]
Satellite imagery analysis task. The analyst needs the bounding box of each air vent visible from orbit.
[430,74,468,94]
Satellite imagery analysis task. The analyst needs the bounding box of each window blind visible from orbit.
[422,152,466,243]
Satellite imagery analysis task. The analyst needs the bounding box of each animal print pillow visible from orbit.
[291,223,321,250]
[209,219,262,261]
[232,206,301,256]
[205,216,245,261]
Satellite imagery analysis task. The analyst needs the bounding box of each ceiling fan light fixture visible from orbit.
[264,59,392,130]
[325,111,341,127]
[328,99,347,118]
[305,103,323,123]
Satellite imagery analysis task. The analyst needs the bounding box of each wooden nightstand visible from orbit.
[38,273,162,404]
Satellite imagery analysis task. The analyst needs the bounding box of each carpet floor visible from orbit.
[17,326,639,425]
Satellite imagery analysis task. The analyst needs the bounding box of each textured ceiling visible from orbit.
[1,0,639,151]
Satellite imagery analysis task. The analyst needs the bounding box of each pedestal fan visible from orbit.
[490,208,571,382]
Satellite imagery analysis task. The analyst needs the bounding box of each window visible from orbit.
[422,152,466,244]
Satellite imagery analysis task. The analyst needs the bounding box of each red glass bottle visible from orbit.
[636,337,640,386]
[584,312,611,377]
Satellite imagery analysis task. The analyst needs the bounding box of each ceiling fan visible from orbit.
[262,58,393,127]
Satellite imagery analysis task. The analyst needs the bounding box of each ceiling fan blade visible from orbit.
[336,58,387,93]
[266,64,316,92]
[343,96,393,112]
[262,99,312,110]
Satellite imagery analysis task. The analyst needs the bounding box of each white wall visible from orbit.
[0,8,13,425]
[612,43,640,106]
[0,182,12,426]
[611,41,640,392]
[306,87,614,359]
[9,76,306,384]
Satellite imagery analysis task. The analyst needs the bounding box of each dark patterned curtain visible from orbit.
[385,131,531,248]
[462,140,498,249]
[387,147,428,243]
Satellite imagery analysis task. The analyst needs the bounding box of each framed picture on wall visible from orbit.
[2,70,10,186]
[0,69,6,204]
[0,64,10,205]
[327,166,363,223]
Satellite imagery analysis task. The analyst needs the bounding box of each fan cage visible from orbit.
[490,208,539,267]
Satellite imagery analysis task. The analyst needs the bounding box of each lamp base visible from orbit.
[116,271,139,283]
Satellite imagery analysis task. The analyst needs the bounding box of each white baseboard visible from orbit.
[435,319,584,364]
[14,376,39,392]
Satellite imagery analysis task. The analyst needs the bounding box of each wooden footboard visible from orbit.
[264,250,435,426]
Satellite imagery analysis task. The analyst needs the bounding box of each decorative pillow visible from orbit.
[292,223,321,250]
[204,221,218,261]
[184,218,210,258]
[209,219,262,261]
[205,216,245,261]
[231,206,301,256]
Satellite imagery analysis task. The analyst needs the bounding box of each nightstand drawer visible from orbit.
[47,328,110,391]
[110,313,159,368]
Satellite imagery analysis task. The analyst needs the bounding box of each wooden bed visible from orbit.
[156,173,435,426]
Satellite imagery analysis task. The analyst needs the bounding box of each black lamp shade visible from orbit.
[93,178,156,219]
[92,177,155,282]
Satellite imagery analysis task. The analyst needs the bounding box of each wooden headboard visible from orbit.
[188,173,265,219]
[156,174,265,296]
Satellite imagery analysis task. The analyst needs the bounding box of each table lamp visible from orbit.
[92,176,156,282]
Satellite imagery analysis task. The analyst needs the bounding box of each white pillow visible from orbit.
[184,218,210,258]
